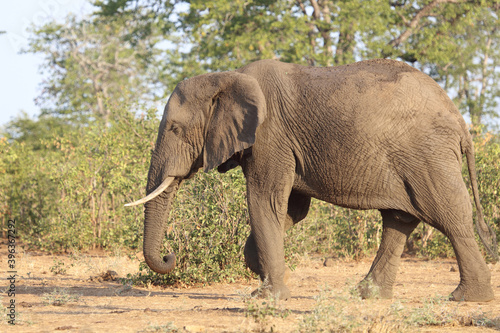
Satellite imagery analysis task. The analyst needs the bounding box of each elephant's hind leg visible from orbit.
[358,209,419,299]
[411,167,493,301]
[447,232,494,301]
[429,198,494,301]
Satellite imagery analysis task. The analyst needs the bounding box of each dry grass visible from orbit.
[2,250,499,332]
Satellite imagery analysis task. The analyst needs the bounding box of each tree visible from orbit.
[3,111,69,150]
[93,1,500,128]
[439,5,500,129]
[24,14,167,124]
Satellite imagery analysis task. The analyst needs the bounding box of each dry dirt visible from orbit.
[1,243,499,333]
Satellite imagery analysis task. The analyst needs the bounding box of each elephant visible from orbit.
[126,59,498,302]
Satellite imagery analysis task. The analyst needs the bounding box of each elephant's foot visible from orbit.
[251,283,291,301]
[357,277,392,299]
[450,283,494,302]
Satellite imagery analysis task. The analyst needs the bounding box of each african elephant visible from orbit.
[126,59,498,301]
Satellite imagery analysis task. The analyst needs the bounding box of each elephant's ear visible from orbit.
[203,72,266,172]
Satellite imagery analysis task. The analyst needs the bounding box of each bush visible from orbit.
[286,202,382,261]
[0,105,158,250]
[132,169,253,285]
[473,133,500,241]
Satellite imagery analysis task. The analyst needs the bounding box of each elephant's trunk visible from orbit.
[143,178,180,274]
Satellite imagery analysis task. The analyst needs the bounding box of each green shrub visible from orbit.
[0,105,158,251]
[286,202,382,261]
[473,133,500,243]
[130,169,253,285]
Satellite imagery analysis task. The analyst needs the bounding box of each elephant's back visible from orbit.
[299,59,463,136]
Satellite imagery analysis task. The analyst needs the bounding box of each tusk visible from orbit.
[124,177,175,207]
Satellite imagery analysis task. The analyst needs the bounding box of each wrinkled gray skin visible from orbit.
[139,59,498,302]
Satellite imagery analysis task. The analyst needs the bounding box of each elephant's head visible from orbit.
[125,71,266,274]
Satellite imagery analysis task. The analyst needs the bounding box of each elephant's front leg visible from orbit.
[245,174,294,300]
[244,191,311,285]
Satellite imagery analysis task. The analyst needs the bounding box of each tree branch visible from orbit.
[389,0,466,48]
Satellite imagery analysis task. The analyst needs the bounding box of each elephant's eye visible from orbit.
[169,123,182,135]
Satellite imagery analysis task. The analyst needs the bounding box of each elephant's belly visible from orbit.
[293,168,400,210]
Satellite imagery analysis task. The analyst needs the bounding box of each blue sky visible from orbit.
[0,0,93,127]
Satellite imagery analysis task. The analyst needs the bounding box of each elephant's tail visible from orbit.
[464,135,499,263]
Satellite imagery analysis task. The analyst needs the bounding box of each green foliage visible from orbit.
[3,111,70,150]
[24,14,168,123]
[474,132,500,230]
[415,228,455,259]
[130,173,383,286]
[286,202,382,261]
[130,169,253,285]
[471,132,500,253]
[50,259,73,275]
[1,105,158,251]
[94,0,500,125]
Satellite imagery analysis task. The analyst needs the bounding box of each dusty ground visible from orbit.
[1,243,499,332]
